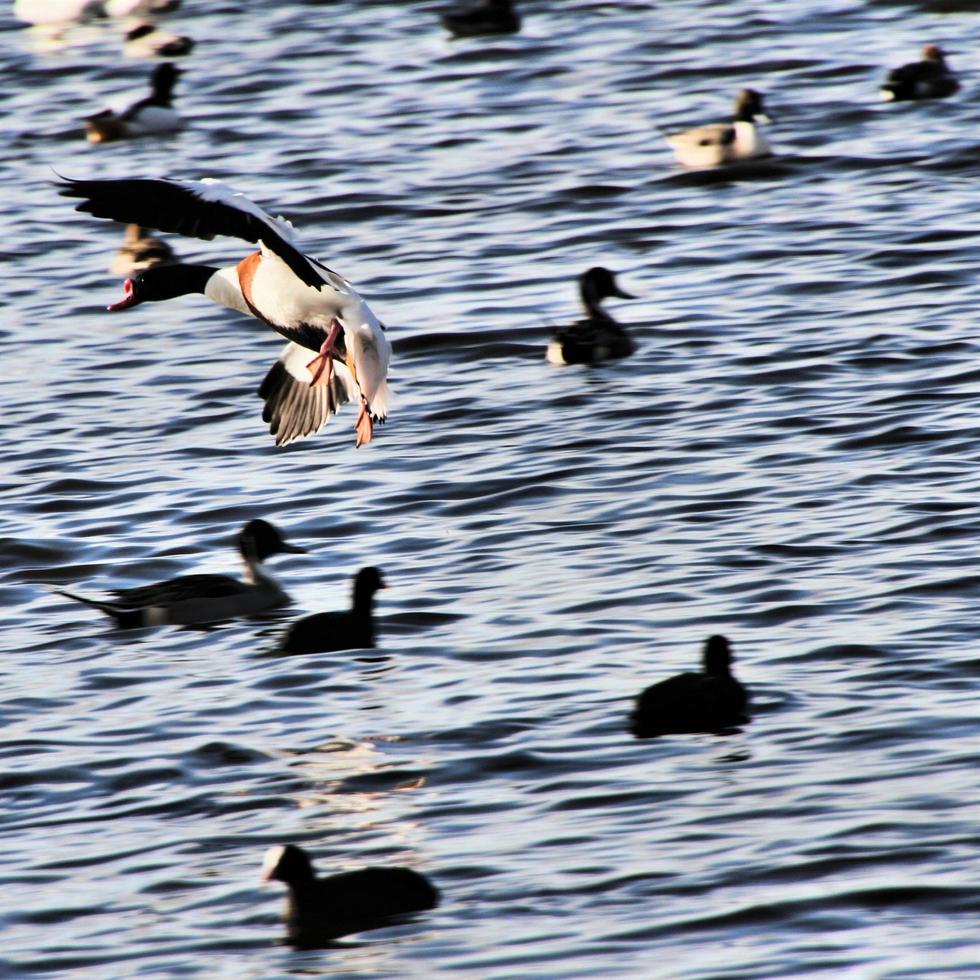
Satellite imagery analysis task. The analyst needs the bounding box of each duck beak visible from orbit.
[107,278,139,311]
[612,285,635,300]
[279,541,308,555]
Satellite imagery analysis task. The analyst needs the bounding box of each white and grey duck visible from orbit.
[665,88,772,168]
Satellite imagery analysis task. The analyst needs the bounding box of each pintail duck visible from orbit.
[123,22,194,58]
[57,518,306,628]
[84,62,182,144]
[880,45,959,102]
[109,223,176,276]
[279,566,386,654]
[546,266,635,367]
[665,89,772,168]
[441,0,520,37]
[629,635,749,738]
[59,176,392,448]
[262,844,439,946]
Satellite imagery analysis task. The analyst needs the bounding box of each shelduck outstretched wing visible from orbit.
[58,176,323,291]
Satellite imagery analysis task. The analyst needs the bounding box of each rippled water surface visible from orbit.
[3,0,980,976]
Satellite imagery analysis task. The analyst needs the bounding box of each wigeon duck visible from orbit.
[84,62,182,143]
[629,635,749,738]
[665,89,772,168]
[441,0,520,37]
[109,223,176,275]
[279,566,386,654]
[262,844,439,946]
[123,21,194,58]
[56,518,306,628]
[546,266,636,366]
[59,176,392,447]
[880,45,959,101]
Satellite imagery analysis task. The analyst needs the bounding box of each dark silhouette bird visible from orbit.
[279,566,386,653]
[84,62,182,143]
[630,635,749,738]
[441,0,520,38]
[880,45,959,102]
[262,843,439,945]
[57,519,306,628]
[546,266,636,366]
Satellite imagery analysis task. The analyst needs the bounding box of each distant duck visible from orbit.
[279,567,386,654]
[441,0,520,38]
[13,0,104,24]
[57,518,306,628]
[629,635,749,738]
[123,21,194,58]
[59,176,392,448]
[665,89,772,168]
[546,266,635,366]
[84,62,182,143]
[105,0,180,14]
[262,844,439,945]
[109,223,176,275]
[880,45,959,102]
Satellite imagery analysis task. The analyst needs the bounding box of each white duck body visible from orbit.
[240,244,391,422]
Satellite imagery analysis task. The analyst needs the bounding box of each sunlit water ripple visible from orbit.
[2,0,979,976]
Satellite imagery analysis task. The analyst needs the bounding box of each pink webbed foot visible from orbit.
[355,397,374,447]
[305,318,342,389]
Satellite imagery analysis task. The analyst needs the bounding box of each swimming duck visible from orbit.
[109,224,176,276]
[123,21,194,58]
[546,266,635,366]
[880,45,959,102]
[262,844,439,945]
[441,0,520,37]
[59,176,392,448]
[664,89,772,168]
[84,62,182,143]
[279,567,386,654]
[629,635,749,738]
[57,518,306,628]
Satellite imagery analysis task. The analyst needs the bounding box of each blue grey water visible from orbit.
[2,0,979,976]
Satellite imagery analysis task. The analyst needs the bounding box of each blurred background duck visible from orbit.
[546,266,635,366]
[665,88,772,168]
[57,519,306,628]
[123,21,193,57]
[629,635,749,738]
[441,0,520,37]
[880,45,959,101]
[110,223,176,275]
[84,62,182,143]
